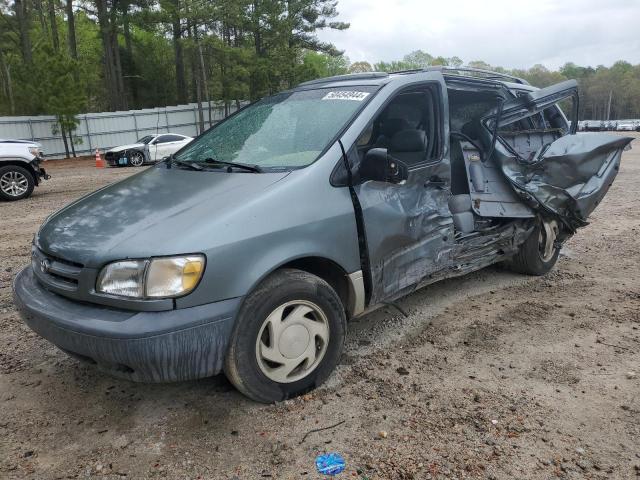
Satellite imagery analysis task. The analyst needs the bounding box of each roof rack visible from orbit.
[387,66,528,85]
[296,72,388,88]
[440,67,529,85]
[294,66,528,89]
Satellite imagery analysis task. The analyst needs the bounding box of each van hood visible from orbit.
[37,166,289,266]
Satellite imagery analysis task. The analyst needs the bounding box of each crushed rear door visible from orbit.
[498,133,632,230]
[485,80,633,231]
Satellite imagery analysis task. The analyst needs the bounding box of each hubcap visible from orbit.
[131,152,144,166]
[255,300,330,383]
[539,220,560,262]
[0,171,28,197]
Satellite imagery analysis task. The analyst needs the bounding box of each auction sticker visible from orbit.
[322,91,370,101]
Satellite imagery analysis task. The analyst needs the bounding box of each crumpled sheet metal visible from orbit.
[496,133,633,231]
[355,162,453,304]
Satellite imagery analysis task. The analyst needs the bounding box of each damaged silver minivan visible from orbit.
[13,67,632,402]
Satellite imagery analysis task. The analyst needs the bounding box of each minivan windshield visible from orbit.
[174,86,377,170]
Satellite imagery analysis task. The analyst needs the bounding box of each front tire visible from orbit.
[0,165,35,201]
[225,269,346,403]
[510,218,560,275]
[129,151,145,167]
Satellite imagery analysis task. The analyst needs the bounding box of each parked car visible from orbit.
[0,139,50,201]
[13,68,633,402]
[617,121,635,131]
[583,121,604,131]
[105,133,192,167]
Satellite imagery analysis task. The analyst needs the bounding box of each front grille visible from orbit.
[105,152,118,165]
[32,247,83,292]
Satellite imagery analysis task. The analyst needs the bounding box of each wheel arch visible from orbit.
[0,160,38,185]
[247,255,360,319]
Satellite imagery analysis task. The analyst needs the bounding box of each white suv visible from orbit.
[0,139,50,201]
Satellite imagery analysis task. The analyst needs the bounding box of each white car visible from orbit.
[616,122,635,131]
[105,133,193,167]
[0,139,50,201]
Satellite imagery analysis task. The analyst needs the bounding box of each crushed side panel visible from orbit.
[495,133,633,230]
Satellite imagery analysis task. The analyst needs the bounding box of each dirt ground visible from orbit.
[1,136,639,480]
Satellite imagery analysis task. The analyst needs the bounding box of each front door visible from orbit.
[150,135,174,161]
[347,78,454,304]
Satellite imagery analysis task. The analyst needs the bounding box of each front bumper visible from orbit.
[32,158,50,183]
[13,267,241,382]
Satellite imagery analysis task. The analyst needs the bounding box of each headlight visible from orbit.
[96,255,205,299]
[28,146,41,157]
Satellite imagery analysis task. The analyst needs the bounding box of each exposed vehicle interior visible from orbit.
[356,87,440,166]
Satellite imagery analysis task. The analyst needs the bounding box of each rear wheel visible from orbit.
[510,218,560,275]
[225,269,346,403]
[0,165,35,201]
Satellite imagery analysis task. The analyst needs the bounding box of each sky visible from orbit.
[317,0,640,70]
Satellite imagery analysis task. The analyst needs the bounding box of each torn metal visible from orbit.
[494,132,632,231]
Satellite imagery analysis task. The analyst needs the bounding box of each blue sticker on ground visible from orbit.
[316,452,345,476]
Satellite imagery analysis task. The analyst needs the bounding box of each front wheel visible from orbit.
[0,165,35,201]
[129,151,145,167]
[224,269,346,403]
[509,218,561,275]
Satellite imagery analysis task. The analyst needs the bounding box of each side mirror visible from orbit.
[360,148,408,184]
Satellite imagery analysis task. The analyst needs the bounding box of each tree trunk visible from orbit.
[96,0,127,111]
[189,29,204,133]
[195,35,211,128]
[171,0,187,104]
[14,0,33,64]
[68,126,76,157]
[0,49,15,114]
[112,27,127,109]
[60,122,70,158]
[65,0,77,58]
[34,0,49,37]
[96,0,116,109]
[47,0,60,51]
[66,0,78,60]
[122,6,138,107]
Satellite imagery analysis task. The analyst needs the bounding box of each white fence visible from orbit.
[0,102,245,159]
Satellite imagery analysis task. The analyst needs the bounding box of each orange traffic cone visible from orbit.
[95,148,105,168]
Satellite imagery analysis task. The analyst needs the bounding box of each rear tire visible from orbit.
[224,269,346,403]
[0,165,35,201]
[510,219,560,275]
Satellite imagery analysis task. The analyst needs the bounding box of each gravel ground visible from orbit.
[1,137,639,479]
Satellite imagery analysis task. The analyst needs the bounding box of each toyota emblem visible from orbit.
[40,258,51,274]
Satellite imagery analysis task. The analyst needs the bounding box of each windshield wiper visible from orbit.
[170,158,204,171]
[203,158,262,173]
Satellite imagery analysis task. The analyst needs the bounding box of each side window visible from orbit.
[155,135,172,144]
[355,86,440,167]
[165,134,185,142]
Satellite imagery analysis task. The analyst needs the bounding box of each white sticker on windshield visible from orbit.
[322,91,370,101]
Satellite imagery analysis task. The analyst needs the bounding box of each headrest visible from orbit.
[379,118,410,137]
[390,129,427,153]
